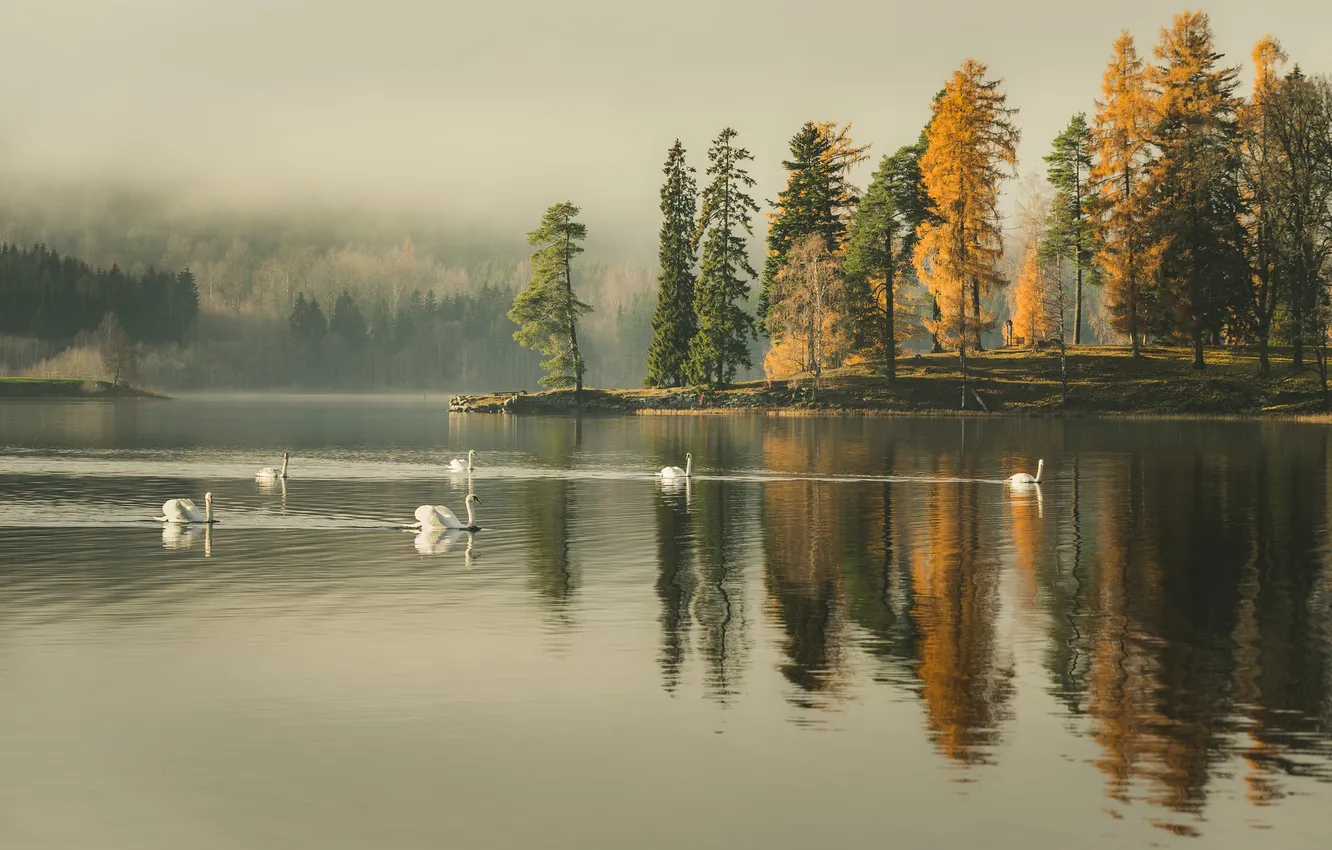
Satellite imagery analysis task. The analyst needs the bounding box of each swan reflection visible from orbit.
[414,527,474,567]
[656,473,692,508]
[161,522,212,556]
[257,474,287,499]
[1008,481,1043,516]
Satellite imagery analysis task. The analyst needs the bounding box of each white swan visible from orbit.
[156,492,215,524]
[256,452,289,480]
[413,492,481,531]
[658,452,692,479]
[1007,459,1044,486]
[448,449,476,473]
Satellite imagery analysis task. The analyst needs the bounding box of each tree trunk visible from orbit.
[1074,266,1083,345]
[1192,329,1205,371]
[959,275,968,410]
[1258,331,1270,377]
[931,298,943,353]
[971,276,984,351]
[884,286,896,384]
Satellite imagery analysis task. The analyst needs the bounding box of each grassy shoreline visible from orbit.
[449,346,1332,419]
[0,377,166,400]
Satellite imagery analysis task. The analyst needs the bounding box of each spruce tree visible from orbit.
[646,141,698,387]
[1149,11,1245,370]
[845,155,905,380]
[688,128,759,387]
[1040,113,1097,344]
[509,202,592,396]
[760,122,868,327]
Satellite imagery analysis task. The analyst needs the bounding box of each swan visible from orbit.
[412,492,481,531]
[156,492,215,524]
[448,450,476,473]
[658,452,692,479]
[1007,459,1044,486]
[256,452,289,480]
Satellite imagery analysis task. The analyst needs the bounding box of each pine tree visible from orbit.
[688,128,759,387]
[760,122,868,327]
[646,141,698,387]
[509,202,592,396]
[330,290,368,350]
[844,148,920,381]
[1089,31,1160,358]
[1041,113,1097,343]
[1149,11,1245,370]
[913,59,1020,406]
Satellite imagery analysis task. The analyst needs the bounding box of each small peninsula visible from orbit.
[450,347,1332,418]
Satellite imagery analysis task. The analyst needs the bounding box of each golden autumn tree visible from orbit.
[763,234,852,400]
[914,59,1019,407]
[1089,32,1161,358]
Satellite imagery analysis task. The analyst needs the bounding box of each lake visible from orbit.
[1,395,1330,849]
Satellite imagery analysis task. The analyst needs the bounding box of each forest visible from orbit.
[1,10,1329,397]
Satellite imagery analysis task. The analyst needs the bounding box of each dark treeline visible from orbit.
[0,243,198,345]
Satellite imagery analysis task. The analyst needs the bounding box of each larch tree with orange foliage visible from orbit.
[764,234,850,400]
[1089,31,1159,359]
[914,59,1019,408]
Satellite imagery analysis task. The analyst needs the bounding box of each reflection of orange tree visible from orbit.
[909,471,1013,764]
[1007,479,1045,607]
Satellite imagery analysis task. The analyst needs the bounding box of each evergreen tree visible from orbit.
[646,141,699,387]
[844,149,919,381]
[1149,11,1246,370]
[174,269,200,343]
[689,127,759,386]
[288,292,327,352]
[760,122,868,327]
[1089,32,1159,358]
[509,202,592,396]
[330,290,368,350]
[1041,113,1098,343]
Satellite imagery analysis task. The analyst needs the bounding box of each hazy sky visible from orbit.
[3,0,1330,259]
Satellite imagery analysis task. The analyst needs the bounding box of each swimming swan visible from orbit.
[1007,459,1044,486]
[256,452,289,480]
[157,492,215,524]
[448,450,476,473]
[658,452,692,479]
[413,492,481,531]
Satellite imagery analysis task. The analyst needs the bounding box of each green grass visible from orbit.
[452,345,1332,418]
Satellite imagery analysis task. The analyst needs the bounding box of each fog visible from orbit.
[4,0,1329,259]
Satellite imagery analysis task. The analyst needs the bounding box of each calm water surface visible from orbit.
[1,395,1330,848]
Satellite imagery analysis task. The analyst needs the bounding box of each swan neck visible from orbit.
[205,500,213,523]
[281,456,288,476]
[1035,460,1043,483]
[465,501,475,527]
[685,455,692,477]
